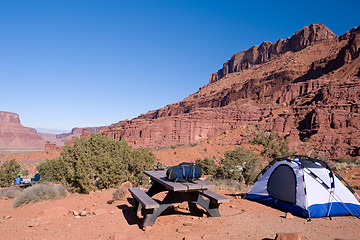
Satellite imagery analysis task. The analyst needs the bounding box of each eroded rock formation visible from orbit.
[101,24,360,159]
[0,111,45,149]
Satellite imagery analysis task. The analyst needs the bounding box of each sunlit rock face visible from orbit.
[0,111,45,149]
[101,24,360,159]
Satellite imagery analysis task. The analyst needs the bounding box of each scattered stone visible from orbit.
[229,205,236,208]
[275,232,303,240]
[79,211,87,216]
[142,226,152,231]
[68,210,79,216]
[3,215,11,219]
[183,221,192,226]
[28,221,39,227]
[120,181,132,189]
[93,208,107,216]
[285,212,294,219]
[109,235,127,240]
[201,234,207,239]
[84,207,93,215]
[176,228,189,233]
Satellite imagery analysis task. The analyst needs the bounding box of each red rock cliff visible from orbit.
[101,24,360,159]
[0,111,45,149]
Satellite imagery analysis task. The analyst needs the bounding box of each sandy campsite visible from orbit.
[1,169,359,240]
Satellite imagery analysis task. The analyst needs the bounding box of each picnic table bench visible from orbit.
[128,170,229,227]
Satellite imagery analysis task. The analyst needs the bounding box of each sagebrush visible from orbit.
[13,183,67,208]
[216,147,261,184]
[0,187,22,199]
[112,187,127,201]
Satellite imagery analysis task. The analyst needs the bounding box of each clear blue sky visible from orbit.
[1,0,359,133]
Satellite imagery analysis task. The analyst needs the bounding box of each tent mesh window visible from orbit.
[267,164,297,204]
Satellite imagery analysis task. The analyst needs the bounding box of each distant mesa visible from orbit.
[0,111,45,150]
[39,127,100,147]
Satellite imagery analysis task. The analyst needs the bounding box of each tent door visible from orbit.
[267,164,297,204]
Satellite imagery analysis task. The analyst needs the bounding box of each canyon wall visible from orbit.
[100,24,360,159]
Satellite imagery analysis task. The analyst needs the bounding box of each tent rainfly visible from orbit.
[246,155,360,219]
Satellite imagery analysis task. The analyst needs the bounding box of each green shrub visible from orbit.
[37,134,156,193]
[216,147,261,184]
[37,158,66,183]
[0,159,21,187]
[13,183,67,208]
[251,129,289,160]
[195,157,217,175]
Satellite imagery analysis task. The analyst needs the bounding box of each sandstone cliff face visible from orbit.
[0,111,45,149]
[101,105,272,149]
[101,24,360,159]
[209,24,337,83]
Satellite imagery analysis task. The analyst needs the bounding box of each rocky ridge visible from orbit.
[101,24,360,159]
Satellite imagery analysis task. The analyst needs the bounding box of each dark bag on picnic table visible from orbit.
[166,162,202,182]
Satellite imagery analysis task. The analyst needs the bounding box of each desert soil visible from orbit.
[1,183,360,240]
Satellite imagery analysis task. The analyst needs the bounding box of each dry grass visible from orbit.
[212,179,247,191]
[0,187,23,199]
[112,187,127,201]
[13,183,67,208]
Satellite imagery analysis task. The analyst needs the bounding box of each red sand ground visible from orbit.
[1,146,360,240]
[0,187,359,240]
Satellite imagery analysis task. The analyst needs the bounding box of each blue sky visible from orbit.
[0,0,359,133]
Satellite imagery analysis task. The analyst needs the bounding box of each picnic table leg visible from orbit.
[195,194,221,217]
[143,191,199,226]
[146,181,168,197]
[132,199,141,212]
[142,203,171,226]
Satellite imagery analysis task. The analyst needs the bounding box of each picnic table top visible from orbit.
[144,170,215,192]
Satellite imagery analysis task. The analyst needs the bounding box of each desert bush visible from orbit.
[216,147,261,184]
[338,156,359,165]
[112,187,127,201]
[195,157,217,175]
[37,134,156,193]
[37,158,66,183]
[0,159,21,187]
[333,156,360,170]
[250,129,289,160]
[13,183,67,208]
[0,187,22,199]
[333,162,349,171]
[212,179,245,191]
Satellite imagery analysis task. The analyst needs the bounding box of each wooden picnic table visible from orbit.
[129,170,229,227]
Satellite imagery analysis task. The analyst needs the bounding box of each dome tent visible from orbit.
[245,155,360,219]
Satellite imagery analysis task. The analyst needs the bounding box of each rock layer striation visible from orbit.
[102,24,360,158]
[0,111,45,149]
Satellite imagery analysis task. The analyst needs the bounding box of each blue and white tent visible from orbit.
[246,155,360,219]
